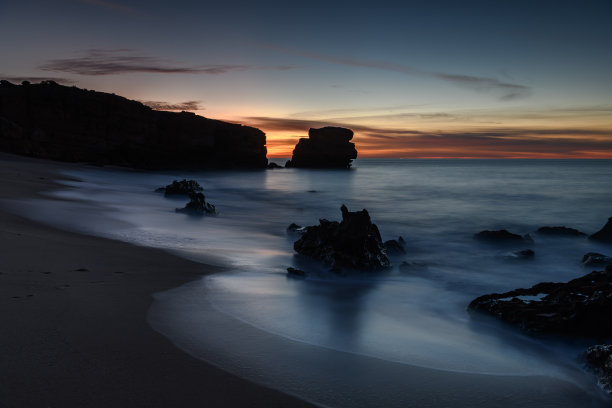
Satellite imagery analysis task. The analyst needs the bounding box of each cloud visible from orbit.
[260,44,531,100]
[246,115,612,158]
[0,74,74,84]
[141,100,202,111]
[40,49,293,76]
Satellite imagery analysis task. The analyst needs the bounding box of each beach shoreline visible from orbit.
[0,153,315,407]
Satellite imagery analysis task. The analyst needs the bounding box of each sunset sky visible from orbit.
[1,0,611,158]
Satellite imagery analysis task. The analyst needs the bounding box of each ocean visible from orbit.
[9,159,612,407]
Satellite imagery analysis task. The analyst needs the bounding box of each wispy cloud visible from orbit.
[0,74,74,84]
[40,49,293,76]
[261,44,531,100]
[141,100,202,111]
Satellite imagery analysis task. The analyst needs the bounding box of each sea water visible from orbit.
[7,159,612,407]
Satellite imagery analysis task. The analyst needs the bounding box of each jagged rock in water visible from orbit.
[287,223,305,233]
[536,226,587,237]
[0,80,267,169]
[584,344,612,394]
[266,162,283,169]
[383,238,406,255]
[468,265,612,336]
[157,179,203,196]
[505,249,535,260]
[285,127,357,168]
[175,192,216,215]
[474,229,532,243]
[293,205,390,271]
[590,217,612,243]
[582,252,612,267]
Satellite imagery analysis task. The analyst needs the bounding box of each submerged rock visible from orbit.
[293,205,390,271]
[474,229,532,243]
[582,252,612,267]
[590,217,612,243]
[157,179,203,196]
[468,265,612,336]
[505,249,535,260]
[175,192,216,215]
[287,267,307,277]
[536,226,587,237]
[285,127,357,168]
[584,345,612,394]
[266,162,283,169]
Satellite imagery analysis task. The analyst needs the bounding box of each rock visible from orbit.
[590,217,612,243]
[582,252,612,267]
[287,223,305,233]
[287,267,307,277]
[468,268,612,336]
[505,249,535,260]
[266,162,283,169]
[175,192,216,215]
[584,345,612,394]
[285,127,357,168]
[293,205,390,271]
[383,238,406,255]
[536,226,587,237]
[157,179,203,196]
[0,81,267,169]
[474,229,532,243]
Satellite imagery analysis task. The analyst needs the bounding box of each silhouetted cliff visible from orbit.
[0,80,267,169]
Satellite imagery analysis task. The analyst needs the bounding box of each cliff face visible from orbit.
[285,127,357,168]
[0,80,267,169]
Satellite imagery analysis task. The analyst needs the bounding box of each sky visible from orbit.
[1,0,611,158]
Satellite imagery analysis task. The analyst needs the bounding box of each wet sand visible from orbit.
[0,153,314,408]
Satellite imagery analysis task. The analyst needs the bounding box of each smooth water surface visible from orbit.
[6,159,612,406]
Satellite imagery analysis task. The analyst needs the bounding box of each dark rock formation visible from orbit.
[468,265,612,336]
[175,192,216,215]
[505,249,535,260]
[266,162,283,169]
[285,127,357,168]
[474,229,533,243]
[157,179,203,196]
[584,344,612,394]
[293,205,390,271]
[536,226,587,237]
[0,80,267,169]
[287,267,307,278]
[590,217,612,243]
[383,238,406,255]
[582,252,612,267]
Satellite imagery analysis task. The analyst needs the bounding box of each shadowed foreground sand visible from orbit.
[0,153,314,408]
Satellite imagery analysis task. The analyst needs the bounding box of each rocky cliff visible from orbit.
[0,80,267,169]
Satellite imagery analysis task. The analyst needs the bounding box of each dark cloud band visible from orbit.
[40,49,292,76]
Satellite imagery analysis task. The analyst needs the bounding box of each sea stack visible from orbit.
[285,127,357,168]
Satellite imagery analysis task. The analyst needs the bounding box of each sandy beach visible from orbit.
[0,153,314,407]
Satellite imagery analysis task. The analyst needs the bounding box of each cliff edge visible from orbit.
[0,80,267,169]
